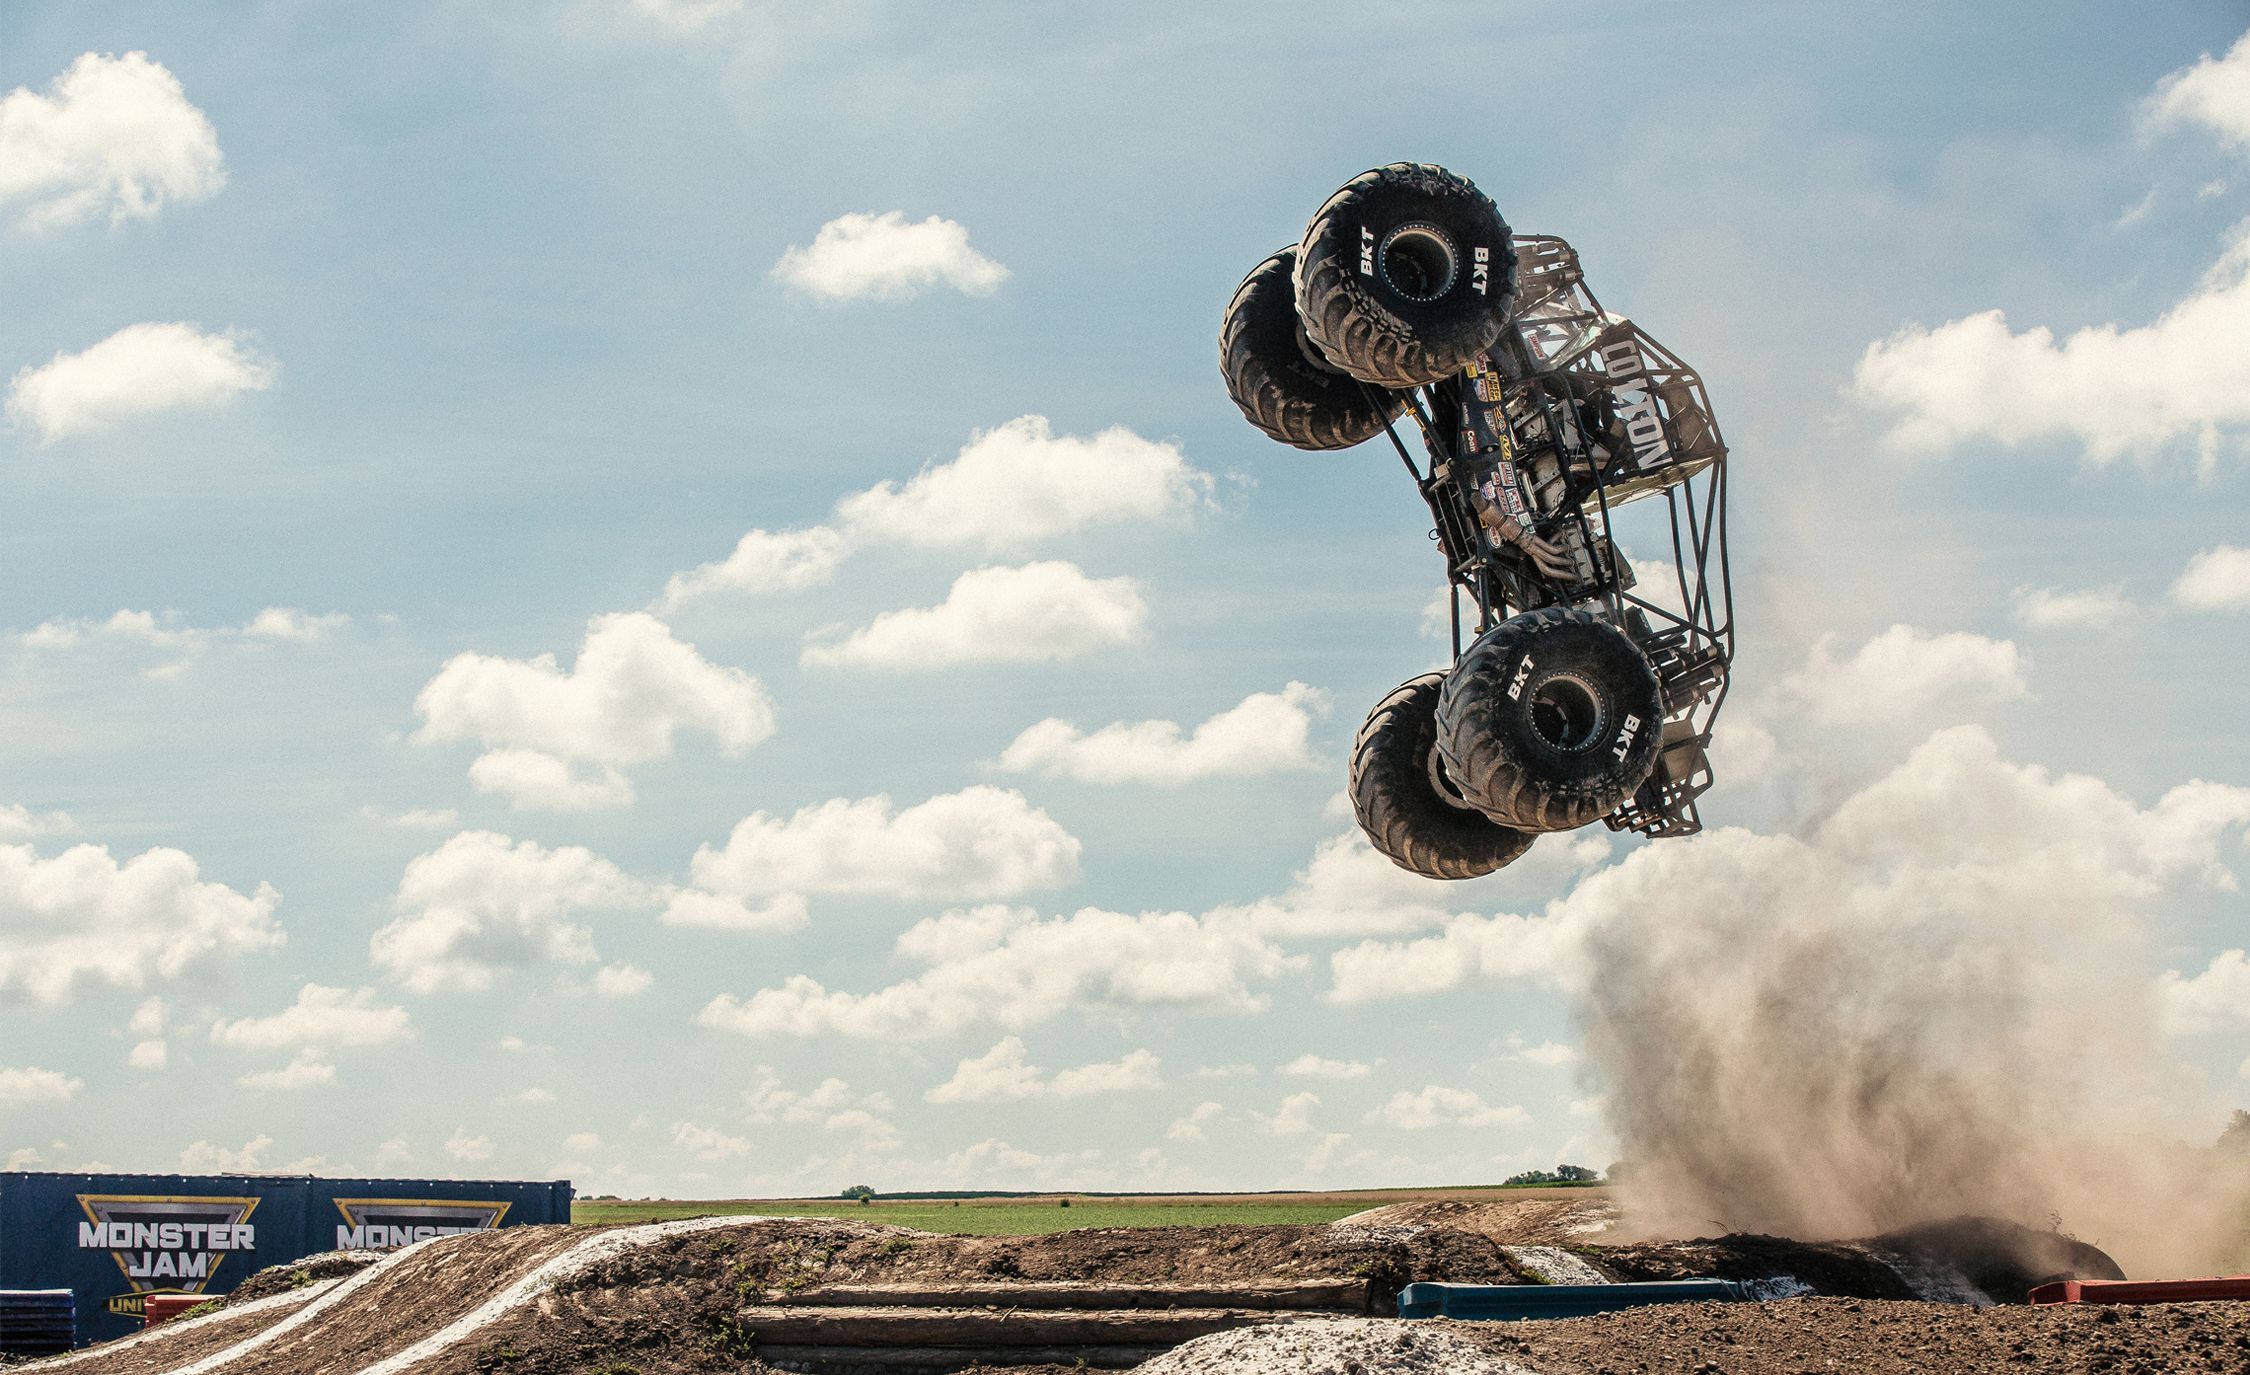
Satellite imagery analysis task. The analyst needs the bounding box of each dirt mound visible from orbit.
[1872,1215,2127,1302]
[424,1217,1520,1373]
[1599,1233,1918,1299]
[1333,1190,1619,1246]
[1138,1318,1534,1374]
[1600,1217,2126,1305]
[228,1249,384,1304]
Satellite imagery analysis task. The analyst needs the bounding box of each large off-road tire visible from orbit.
[1220,247,1405,450]
[1351,672,1536,880]
[1295,163,1517,388]
[1437,609,1664,833]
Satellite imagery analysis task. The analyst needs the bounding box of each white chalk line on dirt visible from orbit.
[146,1241,437,1375]
[352,1214,780,1375]
[20,1280,344,1372]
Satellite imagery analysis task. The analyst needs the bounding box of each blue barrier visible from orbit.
[1398,1279,1752,1320]
[0,1172,571,1347]
[0,1288,76,1356]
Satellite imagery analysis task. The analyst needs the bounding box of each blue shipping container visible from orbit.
[0,1171,572,1347]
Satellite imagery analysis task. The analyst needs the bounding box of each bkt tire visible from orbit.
[1295,162,1516,388]
[1351,672,1536,880]
[1220,246,1405,450]
[1437,609,1663,833]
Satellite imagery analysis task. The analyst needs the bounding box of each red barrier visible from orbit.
[2030,1277,2250,1306]
[140,1294,207,1329]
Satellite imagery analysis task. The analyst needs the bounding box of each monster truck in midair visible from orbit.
[1220,163,1734,880]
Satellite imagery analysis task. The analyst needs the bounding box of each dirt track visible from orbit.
[21,1201,2236,1375]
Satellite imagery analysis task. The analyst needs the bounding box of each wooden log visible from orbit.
[770,1279,1368,1312]
[737,1305,1301,1347]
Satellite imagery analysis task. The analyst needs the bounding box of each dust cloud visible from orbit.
[1569,725,2250,1275]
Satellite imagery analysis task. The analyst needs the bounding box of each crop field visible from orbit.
[571,1184,1590,1234]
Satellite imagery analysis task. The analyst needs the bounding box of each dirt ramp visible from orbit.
[19,1282,341,1375]
[1333,1191,1619,1246]
[419,1217,1520,1374]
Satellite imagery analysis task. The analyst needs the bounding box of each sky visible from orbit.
[2,0,2249,1201]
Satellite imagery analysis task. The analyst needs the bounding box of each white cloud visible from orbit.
[593,963,652,999]
[660,889,809,933]
[2160,949,2250,1035]
[11,609,348,676]
[675,786,1079,925]
[379,807,459,830]
[444,1127,495,1162]
[209,984,412,1051]
[2012,584,2132,630]
[1370,1085,1532,1131]
[1167,1101,1224,1142]
[1328,905,1582,1005]
[801,561,1146,670]
[2172,544,2250,610]
[241,607,347,642]
[504,1087,557,1106]
[127,1040,167,1070]
[993,683,1328,785]
[1331,725,2250,1011]
[1783,624,2029,727]
[1853,39,2250,471]
[1256,1091,1321,1136]
[1278,1054,1372,1081]
[237,1050,335,1092]
[925,1037,1163,1103]
[7,322,275,442]
[1500,1037,1580,1068]
[563,1131,602,1153]
[660,417,1210,608]
[671,1120,751,1161]
[372,831,658,993]
[0,804,73,838]
[700,903,1292,1041]
[743,1067,894,1131]
[625,0,742,32]
[127,997,166,1038]
[773,210,1008,302]
[0,1066,82,1107]
[467,750,637,811]
[0,841,282,1005]
[416,613,774,810]
[834,416,1210,553]
[658,526,850,608]
[0,52,224,231]
[2150,28,2250,155]
[179,1135,272,1172]
[1209,828,1518,941]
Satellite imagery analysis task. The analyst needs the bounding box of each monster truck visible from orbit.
[1220,162,1734,879]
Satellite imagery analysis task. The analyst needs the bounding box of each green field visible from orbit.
[573,1184,1599,1234]
[573,1198,1360,1234]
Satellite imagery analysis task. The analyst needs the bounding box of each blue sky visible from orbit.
[3,1,2248,1208]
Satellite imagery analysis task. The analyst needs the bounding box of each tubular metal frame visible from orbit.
[1367,234,1734,837]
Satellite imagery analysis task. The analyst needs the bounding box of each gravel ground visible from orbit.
[1137,1318,1537,1374]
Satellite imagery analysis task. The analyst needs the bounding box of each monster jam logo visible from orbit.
[332,1198,509,1250]
[75,1194,259,1317]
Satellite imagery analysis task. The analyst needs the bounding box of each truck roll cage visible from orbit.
[1365,234,1735,838]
